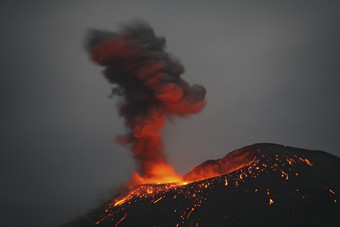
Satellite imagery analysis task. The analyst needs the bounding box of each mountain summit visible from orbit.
[65,143,340,226]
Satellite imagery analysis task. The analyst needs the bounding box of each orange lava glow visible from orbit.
[129,164,186,187]
[90,147,322,226]
[114,213,127,227]
[110,149,317,210]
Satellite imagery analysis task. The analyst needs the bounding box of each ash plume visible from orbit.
[85,22,206,185]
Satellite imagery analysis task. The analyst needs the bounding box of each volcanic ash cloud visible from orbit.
[86,22,206,186]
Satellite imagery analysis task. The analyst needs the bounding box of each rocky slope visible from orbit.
[64,143,340,226]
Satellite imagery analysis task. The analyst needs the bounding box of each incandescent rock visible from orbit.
[64,143,340,226]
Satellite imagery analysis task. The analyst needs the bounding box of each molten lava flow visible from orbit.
[183,145,258,182]
[88,145,322,226]
[86,22,206,186]
[108,145,316,210]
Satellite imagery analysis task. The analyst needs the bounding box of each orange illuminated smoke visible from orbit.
[87,23,206,186]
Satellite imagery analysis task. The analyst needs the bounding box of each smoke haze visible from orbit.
[86,22,205,184]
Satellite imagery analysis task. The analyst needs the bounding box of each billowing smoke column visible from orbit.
[86,22,206,186]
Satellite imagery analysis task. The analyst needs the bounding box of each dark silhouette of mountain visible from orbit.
[64,143,340,226]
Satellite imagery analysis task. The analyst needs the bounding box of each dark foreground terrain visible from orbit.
[64,143,340,226]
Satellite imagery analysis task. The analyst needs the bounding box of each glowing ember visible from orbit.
[281,170,289,180]
[114,213,127,227]
[298,157,314,166]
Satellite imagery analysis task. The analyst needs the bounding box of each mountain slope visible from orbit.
[65,143,340,226]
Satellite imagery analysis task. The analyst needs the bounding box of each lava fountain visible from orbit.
[86,22,206,186]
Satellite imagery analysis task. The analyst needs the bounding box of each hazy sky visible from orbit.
[1,1,339,226]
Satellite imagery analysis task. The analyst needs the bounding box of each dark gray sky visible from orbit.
[1,1,339,226]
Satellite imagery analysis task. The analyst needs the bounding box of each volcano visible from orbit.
[65,143,340,226]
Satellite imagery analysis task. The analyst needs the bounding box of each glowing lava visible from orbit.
[109,144,316,210]
[66,144,340,227]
